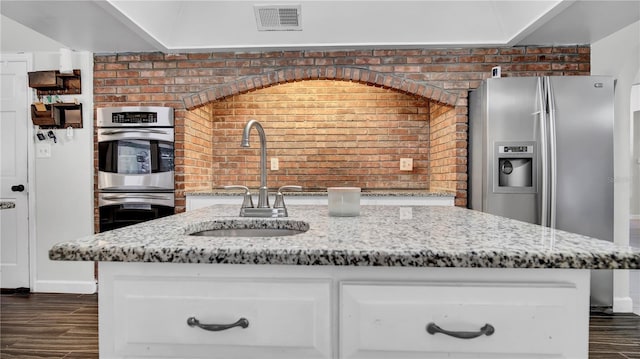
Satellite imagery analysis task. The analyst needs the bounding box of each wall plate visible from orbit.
[400,158,413,171]
[36,143,52,158]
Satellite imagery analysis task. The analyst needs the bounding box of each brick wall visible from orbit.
[429,102,464,195]
[94,45,590,212]
[207,80,431,190]
[179,107,214,210]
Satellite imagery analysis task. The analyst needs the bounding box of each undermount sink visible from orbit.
[191,228,306,237]
[189,220,309,237]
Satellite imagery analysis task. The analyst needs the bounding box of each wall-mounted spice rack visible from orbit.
[28,69,81,95]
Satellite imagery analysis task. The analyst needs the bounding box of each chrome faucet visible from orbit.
[242,119,269,208]
[225,119,301,217]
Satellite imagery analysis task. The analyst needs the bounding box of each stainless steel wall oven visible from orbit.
[97,106,175,232]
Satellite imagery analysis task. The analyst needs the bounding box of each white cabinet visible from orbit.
[99,263,589,359]
[100,263,332,359]
[340,282,587,358]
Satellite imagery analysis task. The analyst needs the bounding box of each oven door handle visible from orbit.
[99,129,171,135]
[101,194,173,200]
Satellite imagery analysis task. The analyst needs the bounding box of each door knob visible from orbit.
[11,184,25,192]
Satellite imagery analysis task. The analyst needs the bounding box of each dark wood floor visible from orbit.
[1,293,639,358]
[1,293,98,358]
[589,309,640,359]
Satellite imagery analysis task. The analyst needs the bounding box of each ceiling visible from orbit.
[1,0,639,53]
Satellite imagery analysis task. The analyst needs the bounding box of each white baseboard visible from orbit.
[613,296,634,313]
[33,280,97,294]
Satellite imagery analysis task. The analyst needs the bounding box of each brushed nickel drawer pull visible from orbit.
[187,317,249,331]
[426,322,495,339]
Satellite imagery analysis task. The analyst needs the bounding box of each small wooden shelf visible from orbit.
[31,104,55,126]
[28,69,81,95]
[31,103,83,128]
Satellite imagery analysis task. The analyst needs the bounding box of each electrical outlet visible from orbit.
[36,143,52,158]
[271,157,279,171]
[400,158,413,171]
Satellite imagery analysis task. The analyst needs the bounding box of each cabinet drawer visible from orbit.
[340,282,587,358]
[109,278,332,359]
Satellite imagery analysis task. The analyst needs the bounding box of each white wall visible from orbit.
[591,20,640,313]
[634,105,639,217]
[2,15,95,293]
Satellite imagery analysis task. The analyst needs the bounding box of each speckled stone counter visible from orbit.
[0,201,15,210]
[50,205,640,269]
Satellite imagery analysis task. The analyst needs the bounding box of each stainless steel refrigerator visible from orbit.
[468,76,615,307]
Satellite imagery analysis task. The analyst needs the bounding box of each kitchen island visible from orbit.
[50,205,640,359]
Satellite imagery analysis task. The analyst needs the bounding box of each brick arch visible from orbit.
[182,66,459,110]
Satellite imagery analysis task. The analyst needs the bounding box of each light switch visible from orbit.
[271,157,279,171]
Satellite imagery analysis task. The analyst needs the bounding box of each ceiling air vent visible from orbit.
[254,4,302,31]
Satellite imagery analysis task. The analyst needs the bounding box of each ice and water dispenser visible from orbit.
[493,142,536,193]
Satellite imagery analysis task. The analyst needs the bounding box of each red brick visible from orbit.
[526,47,553,54]
[93,71,117,78]
[472,48,499,55]
[459,55,486,63]
[116,54,141,62]
[498,48,525,55]
[526,63,552,71]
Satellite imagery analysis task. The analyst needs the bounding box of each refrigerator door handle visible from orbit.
[545,77,558,229]
[537,77,550,227]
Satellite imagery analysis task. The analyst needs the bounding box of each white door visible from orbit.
[0,57,30,289]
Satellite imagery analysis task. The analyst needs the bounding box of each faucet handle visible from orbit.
[273,185,302,209]
[224,185,254,208]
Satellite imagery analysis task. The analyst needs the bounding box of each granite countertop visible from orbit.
[49,205,640,269]
[0,201,15,210]
[186,189,455,197]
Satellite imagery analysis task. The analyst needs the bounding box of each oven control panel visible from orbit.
[111,112,158,124]
[97,106,174,127]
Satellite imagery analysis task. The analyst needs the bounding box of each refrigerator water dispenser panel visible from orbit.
[499,158,532,187]
[493,142,537,194]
